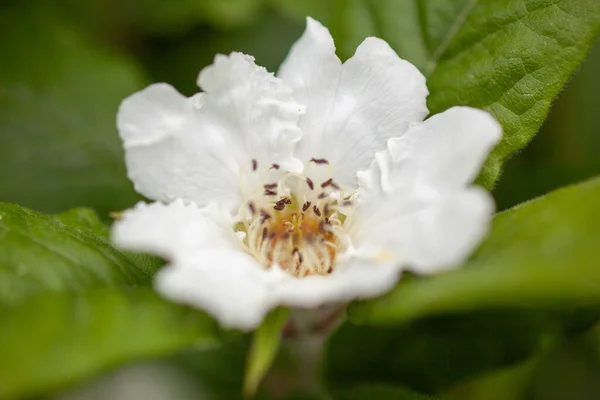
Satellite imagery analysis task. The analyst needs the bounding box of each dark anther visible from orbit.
[313,205,322,216]
[306,177,314,190]
[302,201,311,212]
[343,200,353,206]
[292,248,299,255]
[252,159,258,171]
[325,217,331,225]
[271,163,280,170]
[321,178,333,188]
[248,202,256,215]
[330,181,341,190]
[318,192,328,199]
[324,204,329,215]
[262,227,268,240]
[260,211,271,221]
[264,189,277,196]
[285,198,292,204]
[264,183,277,189]
[274,203,285,211]
[298,253,304,264]
[327,267,333,274]
[310,158,329,165]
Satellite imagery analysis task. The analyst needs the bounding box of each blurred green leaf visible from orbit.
[0,4,145,216]
[332,384,436,399]
[0,287,222,399]
[348,176,600,326]
[275,0,600,188]
[324,309,568,394]
[0,203,159,306]
[243,308,289,398]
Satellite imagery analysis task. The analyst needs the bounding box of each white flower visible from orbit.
[112,18,502,330]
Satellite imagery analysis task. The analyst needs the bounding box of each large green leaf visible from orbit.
[275,0,600,187]
[0,3,144,216]
[0,203,159,306]
[425,0,600,187]
[0,288,222,399]
[349,176,600,326]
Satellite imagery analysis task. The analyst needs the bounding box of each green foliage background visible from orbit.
[0,0,599,399]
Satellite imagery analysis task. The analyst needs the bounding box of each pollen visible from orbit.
[237,158,351,277]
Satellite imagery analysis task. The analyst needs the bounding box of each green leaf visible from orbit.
[243,308,289,398]
[349,176,600,326]
[0,203,159,306]
[0,4,145,216]
[275,0,600,187]
[324,309,569,394]
[332,384,436,400]
[426,0,600,187]
[0,287,222,399]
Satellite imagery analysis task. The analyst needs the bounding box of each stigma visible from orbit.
[237,158,353,277]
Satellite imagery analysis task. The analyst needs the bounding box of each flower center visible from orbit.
[237,159,353,277]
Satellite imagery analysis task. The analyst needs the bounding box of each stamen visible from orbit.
[321,178,333,188]
[260,210,271,222]
[306,178,314,190]
[240,161,352,278]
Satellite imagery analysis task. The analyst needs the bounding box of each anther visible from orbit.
[252,159,258,171]
[285,198,292,205]
[248,202,256,215]
[310,158,329,165]
[264,183,277,189]
[262,227,268,240]
[327,267,333,274]
[260,211,271,221]
[313,205,322,217]
[271,163,280,170]
[274,203,285,211]
[330,181,341,190]
[321,178,333,188]
[302,201,311,212]
[318,192,328,199]
[306,177,314,190]
[343,200,353,206]
[265,189,277,196]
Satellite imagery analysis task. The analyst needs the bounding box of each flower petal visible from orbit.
[279,18,428,188]
[117,53,303,211]
[354,185,494,273]
[381,106,502,190]
[111,200,237,261]
[155,250,275,330]
[270,258,401,308]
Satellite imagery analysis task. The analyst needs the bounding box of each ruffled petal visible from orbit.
[270,257,401,308]
[279,18,428,188]
[117,53,303,212]
[111,200,237,261]
[155,250,276,330]
[382,107,502,191]
[353,184,494,274]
